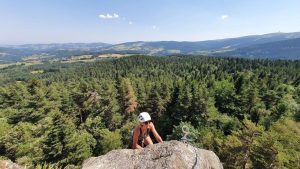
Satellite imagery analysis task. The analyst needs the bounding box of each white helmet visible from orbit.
[138,112,151,123]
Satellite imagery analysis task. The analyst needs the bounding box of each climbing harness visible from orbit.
[129,126,150,148]
[139,127,150,148]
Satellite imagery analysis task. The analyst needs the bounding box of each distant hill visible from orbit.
[100,32,300,56]
[218,38,300,60]
[0,43,110,63]
[13,43,111,50]
[1,32,300,63]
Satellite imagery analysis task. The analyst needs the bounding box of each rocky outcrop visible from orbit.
[82,140,223,169]
[0,160,25,169]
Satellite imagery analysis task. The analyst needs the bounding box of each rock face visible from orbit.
[82,140,223,169]
[0,160,25,169]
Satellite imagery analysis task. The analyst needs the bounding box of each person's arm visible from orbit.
[150,122,163,143]
[132,127,142,149]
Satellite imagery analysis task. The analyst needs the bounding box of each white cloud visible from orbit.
[113,13,119,18]
[129,21,133,25]
[221,15,229,20]
[152,25,159,30]
[99,13,119,19]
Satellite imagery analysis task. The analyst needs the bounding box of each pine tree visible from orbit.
[98,129,122,154]
[119,78,138,116]
[213,80,239,118]
[98,81,123,130]
[42,110,75,166]
[221,120,263,169]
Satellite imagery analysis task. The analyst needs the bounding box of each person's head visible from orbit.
[138,112,151,126]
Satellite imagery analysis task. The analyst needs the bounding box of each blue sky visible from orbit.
[1,0,300,44]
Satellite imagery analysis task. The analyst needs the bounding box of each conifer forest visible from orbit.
[0,55,299,168]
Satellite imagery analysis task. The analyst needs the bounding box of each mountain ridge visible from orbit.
[220,37,300,59]
[1,32,300,62]
[102,32,300,54]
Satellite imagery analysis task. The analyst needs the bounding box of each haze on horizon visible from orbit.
[1,0,300,45]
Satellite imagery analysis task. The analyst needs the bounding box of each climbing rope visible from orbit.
[180,125,200,169]
[181,125,191,143]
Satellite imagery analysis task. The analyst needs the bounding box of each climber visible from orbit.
[132,112,163,149]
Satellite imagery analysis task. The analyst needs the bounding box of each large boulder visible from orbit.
[82,140,223,169]
[0,160,25,169]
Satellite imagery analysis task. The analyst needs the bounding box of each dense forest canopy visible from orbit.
[0,55,299,168]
